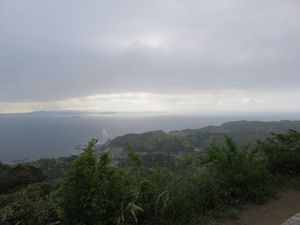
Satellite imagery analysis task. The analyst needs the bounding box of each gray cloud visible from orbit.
[0,0,299,102]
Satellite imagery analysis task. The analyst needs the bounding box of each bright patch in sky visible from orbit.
[1,90,300,114]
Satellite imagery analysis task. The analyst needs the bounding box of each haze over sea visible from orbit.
[0,112,299,162]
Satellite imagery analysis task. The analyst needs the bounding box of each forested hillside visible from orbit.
[110,120,300,154]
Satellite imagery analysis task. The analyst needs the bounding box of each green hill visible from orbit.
[109,120,300,154]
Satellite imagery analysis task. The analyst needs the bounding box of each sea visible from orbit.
[1,112,300,162]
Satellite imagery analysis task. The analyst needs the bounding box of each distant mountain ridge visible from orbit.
[0,110,118,116]
[0,110,167,116]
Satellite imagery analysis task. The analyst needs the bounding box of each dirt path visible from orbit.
[225,190,300,225]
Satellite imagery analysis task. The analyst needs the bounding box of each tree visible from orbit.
[61,139,97,225]
[61,139,143,225]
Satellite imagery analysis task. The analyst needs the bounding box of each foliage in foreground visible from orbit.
[204,137,274,204]
[60,132,299,225]
[257,130,300,176]
[0,183,61,225]
[1,130,300,225]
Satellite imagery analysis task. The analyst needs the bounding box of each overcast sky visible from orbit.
[0,0,300,113]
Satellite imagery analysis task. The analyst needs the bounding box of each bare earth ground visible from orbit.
[223,190,300,225]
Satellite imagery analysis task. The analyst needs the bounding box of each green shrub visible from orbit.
[61,139,143,225]
[204,137,274,204]
[0,183,61,225]
[60,139,98,225]
[257,130,300,176]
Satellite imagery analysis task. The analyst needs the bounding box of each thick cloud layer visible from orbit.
[0,0,299,103]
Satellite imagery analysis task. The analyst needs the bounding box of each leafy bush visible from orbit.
[257,130,300,176]
[204,137,274,204]
[0,183,61,225]
[61,139,143,225]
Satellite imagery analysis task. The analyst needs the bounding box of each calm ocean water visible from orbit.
[1,113,300,162]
